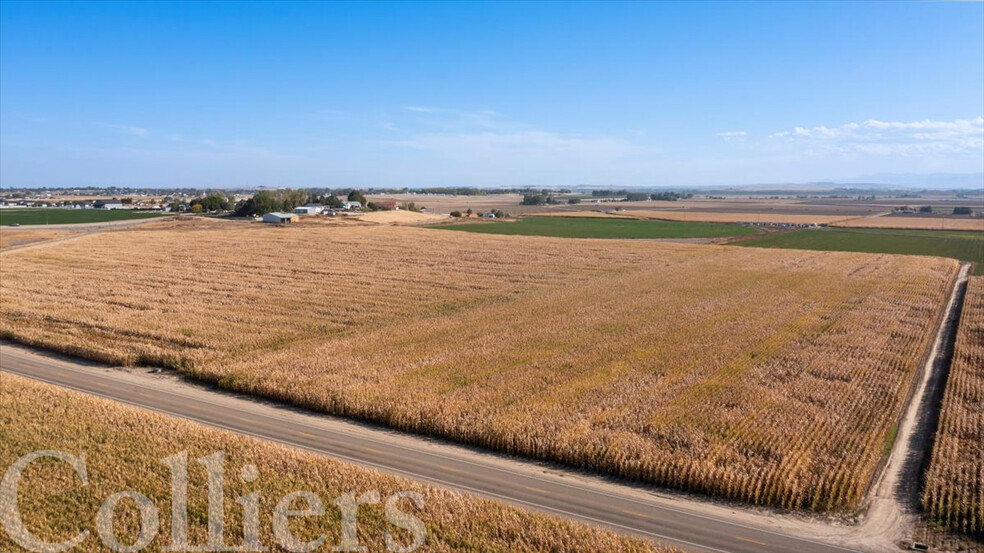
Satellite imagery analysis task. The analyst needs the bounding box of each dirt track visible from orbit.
[854,262,971,551]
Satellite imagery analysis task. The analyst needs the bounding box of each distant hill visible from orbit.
[836,172,984,189]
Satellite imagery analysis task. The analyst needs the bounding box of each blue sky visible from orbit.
[1,1,982,189]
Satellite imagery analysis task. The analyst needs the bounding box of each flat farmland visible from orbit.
[738,228,984,275]
[0,208,170,225]
[617,210,859,225]
[923,276,984,539]
[0,222,958,511]
[1,375,665,553]
[442,216,758,239]
[834,215,984,232]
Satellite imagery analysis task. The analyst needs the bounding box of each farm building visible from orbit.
[262,212,298,224]
[293,204,324,215]
[374,200,398,210]
[341,201,362,210]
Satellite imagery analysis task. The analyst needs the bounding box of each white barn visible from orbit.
[262,212,297,224]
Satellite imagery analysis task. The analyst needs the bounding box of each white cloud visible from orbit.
[404,106,443,113]
[716,131,747,138]
[770,117,983,156]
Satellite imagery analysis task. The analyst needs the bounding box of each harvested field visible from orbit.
[358,210,450,225]
[923,276,984,539]
[0,228,79,251]
[0,375,665,553]
[618,210,859,225]
[835,216,984,232]
[367,193,525,214]
[0,224,959,511]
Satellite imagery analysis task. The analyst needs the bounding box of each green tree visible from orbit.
[235,190,281,216]
[348,190,367,206]
[521,193,550,206]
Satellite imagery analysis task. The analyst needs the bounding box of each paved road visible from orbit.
[1,345,862,553]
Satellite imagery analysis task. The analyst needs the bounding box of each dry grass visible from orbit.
[0,228,79,251]
[618,211,859,225]
[923,276,984,538]
[835,216,984,232]
[0,375,666,552]
[0,224,959,512]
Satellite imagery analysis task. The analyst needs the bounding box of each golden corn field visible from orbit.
[0,375,667,552]
[923,276,984,538]
[0,220,959,511]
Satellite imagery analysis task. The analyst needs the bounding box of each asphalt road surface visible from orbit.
[1,345,864,553]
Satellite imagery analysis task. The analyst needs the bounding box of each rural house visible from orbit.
[293,204,324,215]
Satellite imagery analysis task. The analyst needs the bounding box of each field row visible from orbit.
[923,276,984,538]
